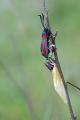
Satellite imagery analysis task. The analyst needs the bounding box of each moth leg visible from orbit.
[45,61,53,70]
[50,31,58,51]
[51,31,58,39]
[45,58,55,70]
[48,35,56,57]
[49,57,55,64]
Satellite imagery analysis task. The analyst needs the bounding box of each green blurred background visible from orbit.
[0,0,80,120]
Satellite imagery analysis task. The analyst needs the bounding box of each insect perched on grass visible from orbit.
[38,13,56,59]
[39,13,67,103]
[39,13,80,104]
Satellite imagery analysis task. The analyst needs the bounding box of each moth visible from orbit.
[39,13,80,104]
[39,13,67,103]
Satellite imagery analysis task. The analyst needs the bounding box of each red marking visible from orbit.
[41,43,46,56]
[42,34,47,39]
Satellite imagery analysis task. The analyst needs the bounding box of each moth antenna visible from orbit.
[38,14,45,29]
[41,13,45,29]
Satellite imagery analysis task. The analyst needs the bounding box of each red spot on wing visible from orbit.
[42,34,47,39]
[41,43,46,56]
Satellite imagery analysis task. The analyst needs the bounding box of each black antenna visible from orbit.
[38,14,45,29]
